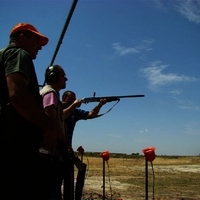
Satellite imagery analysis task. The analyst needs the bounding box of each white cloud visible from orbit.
[112,40,154,56]
[152,0,166,9]
[139,128,149,133]
[172,96,200,110]
[141,61,197,90]
[152,0,200,24]
[112,43,139,56]
[169,89,183,94]
[174,0,200,24]
[179,105,200,110]
[175,0,200,24]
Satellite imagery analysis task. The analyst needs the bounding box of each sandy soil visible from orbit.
[75,165,200,200]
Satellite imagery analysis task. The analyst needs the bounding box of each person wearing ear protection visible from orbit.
[39,64,70,200]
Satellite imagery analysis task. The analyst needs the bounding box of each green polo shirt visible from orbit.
[0,46,43,148]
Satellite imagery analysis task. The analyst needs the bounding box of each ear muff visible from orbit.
[45,66,59,83]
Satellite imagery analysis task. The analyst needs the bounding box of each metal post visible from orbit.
[102,160,105,200]
[145,159,148,200]
[143,147,156,200]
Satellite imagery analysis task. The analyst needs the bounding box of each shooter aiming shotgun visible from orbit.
[62,93,145,119]
[62,92,145,199]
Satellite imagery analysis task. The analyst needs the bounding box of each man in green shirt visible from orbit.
[0,23,58,200]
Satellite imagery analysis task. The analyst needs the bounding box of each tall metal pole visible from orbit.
[41,0,78,87]
[50,0,78,66]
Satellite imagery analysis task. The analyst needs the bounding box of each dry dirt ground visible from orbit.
[73,164,200,200]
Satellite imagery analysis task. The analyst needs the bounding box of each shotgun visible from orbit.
[81,94,145,103]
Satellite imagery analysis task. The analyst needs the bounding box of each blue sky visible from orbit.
[1,0,200,156]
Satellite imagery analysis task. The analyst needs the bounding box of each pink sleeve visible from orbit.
[42,92,58,109]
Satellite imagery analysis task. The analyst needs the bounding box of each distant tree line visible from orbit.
[74,151,143,158]
[74,151,198,158]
